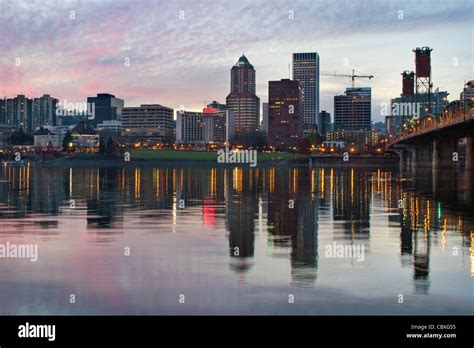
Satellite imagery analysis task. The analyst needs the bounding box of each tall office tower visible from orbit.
[87,93,124,127]
[292,52,320,133]
[32,94,59,131]
[318,110,331,136]
[334,87,371,131]
[268,79,304,150]
[226,55,260,135]
[261,102,268,133]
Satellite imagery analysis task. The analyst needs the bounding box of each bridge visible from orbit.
[387,101,474,173]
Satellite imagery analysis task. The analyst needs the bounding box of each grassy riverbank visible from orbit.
[130,150,304,162]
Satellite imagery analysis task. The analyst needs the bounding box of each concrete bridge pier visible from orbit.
[465,136,473,203]
[432,165,440,195]
[399,149,408,172]
[466,136,473,172]
[409,148,418,176]
[432,139,457,171]
[441,139,457,169]
[432,140,440,172]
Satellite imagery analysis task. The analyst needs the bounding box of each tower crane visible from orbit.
[321,69,374,88]
[320,69,374,131]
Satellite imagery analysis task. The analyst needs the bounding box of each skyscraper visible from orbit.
[292,52,320,132]
[226,55,260,135]
[334,87,371,131]
[268,79,304,150]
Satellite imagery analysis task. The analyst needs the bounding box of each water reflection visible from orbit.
[0,163,472,314]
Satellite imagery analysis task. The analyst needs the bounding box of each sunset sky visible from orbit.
[0,0,472,121]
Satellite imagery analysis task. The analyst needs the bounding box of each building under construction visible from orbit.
[334,87,371,131]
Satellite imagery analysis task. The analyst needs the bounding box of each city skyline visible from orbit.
[0,0,472,122]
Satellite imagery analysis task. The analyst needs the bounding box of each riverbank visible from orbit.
[6,150,399,168]
[30,150,307,168]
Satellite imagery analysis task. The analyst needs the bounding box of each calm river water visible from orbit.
[0,164,472,314]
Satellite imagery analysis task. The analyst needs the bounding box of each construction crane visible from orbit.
[321,69,374,131]
[321,69,374,88]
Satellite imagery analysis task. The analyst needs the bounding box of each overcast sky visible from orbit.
[0,0,472,121]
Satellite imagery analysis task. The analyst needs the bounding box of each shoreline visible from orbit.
[5,156,399,168]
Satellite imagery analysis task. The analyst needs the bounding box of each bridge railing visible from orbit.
[387,105,473,148]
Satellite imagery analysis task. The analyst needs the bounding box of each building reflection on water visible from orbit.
[0,163,472,289]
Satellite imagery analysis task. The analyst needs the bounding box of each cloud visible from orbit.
[0,0,472,120]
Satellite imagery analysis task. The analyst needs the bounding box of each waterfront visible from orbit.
[0,164,472,315]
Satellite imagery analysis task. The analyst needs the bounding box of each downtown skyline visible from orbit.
[0,0,472,122]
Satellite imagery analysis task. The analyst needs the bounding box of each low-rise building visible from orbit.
[326,129,380,147]
[176,108,235,147]
[70,121,99,152]
[122,104,174,142]
[33,127,63,149]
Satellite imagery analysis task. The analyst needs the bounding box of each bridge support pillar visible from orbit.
[466,136,473,172]
[410,148,418,176]
[442,139,457,169]
[399,149,408,172]
[432,140,440,171]
[432,139,456,170]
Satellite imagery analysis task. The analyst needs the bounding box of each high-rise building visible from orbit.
[318,110,331,136]
[268,79,304,150]
[226,55,260,135]
[261,102,268,133]
[32,94,59,131]
[1,98,15,129]
[6,95,33,133]
[87,93,124,127]
[1,94,59,133]
[206,100,226,111]
[292,52,320,132]
[0,98,6,125]
[122,104,175,142]
[461,80,474,102]
[334,87,371,131]
[176,109,234,146]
